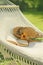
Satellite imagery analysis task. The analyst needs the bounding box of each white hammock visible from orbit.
[0,2,43,65]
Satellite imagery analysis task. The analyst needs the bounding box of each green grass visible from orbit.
[0,60,11,65]
[16,60,21,65]
[0,60,21,65]
[23,11,43,32]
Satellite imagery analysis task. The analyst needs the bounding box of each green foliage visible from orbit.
[9,0,43,11]
[9,0,29,11]
[37,0,43,11]
[0,52,4,60]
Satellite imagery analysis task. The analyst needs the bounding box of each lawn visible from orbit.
[23,11,43,32]
[0,60,11,65]
[0,60,18,65]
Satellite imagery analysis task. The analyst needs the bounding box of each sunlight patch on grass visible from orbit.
[23,11,43,31]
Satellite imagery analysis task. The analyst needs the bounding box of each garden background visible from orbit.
[10,0,43,31]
